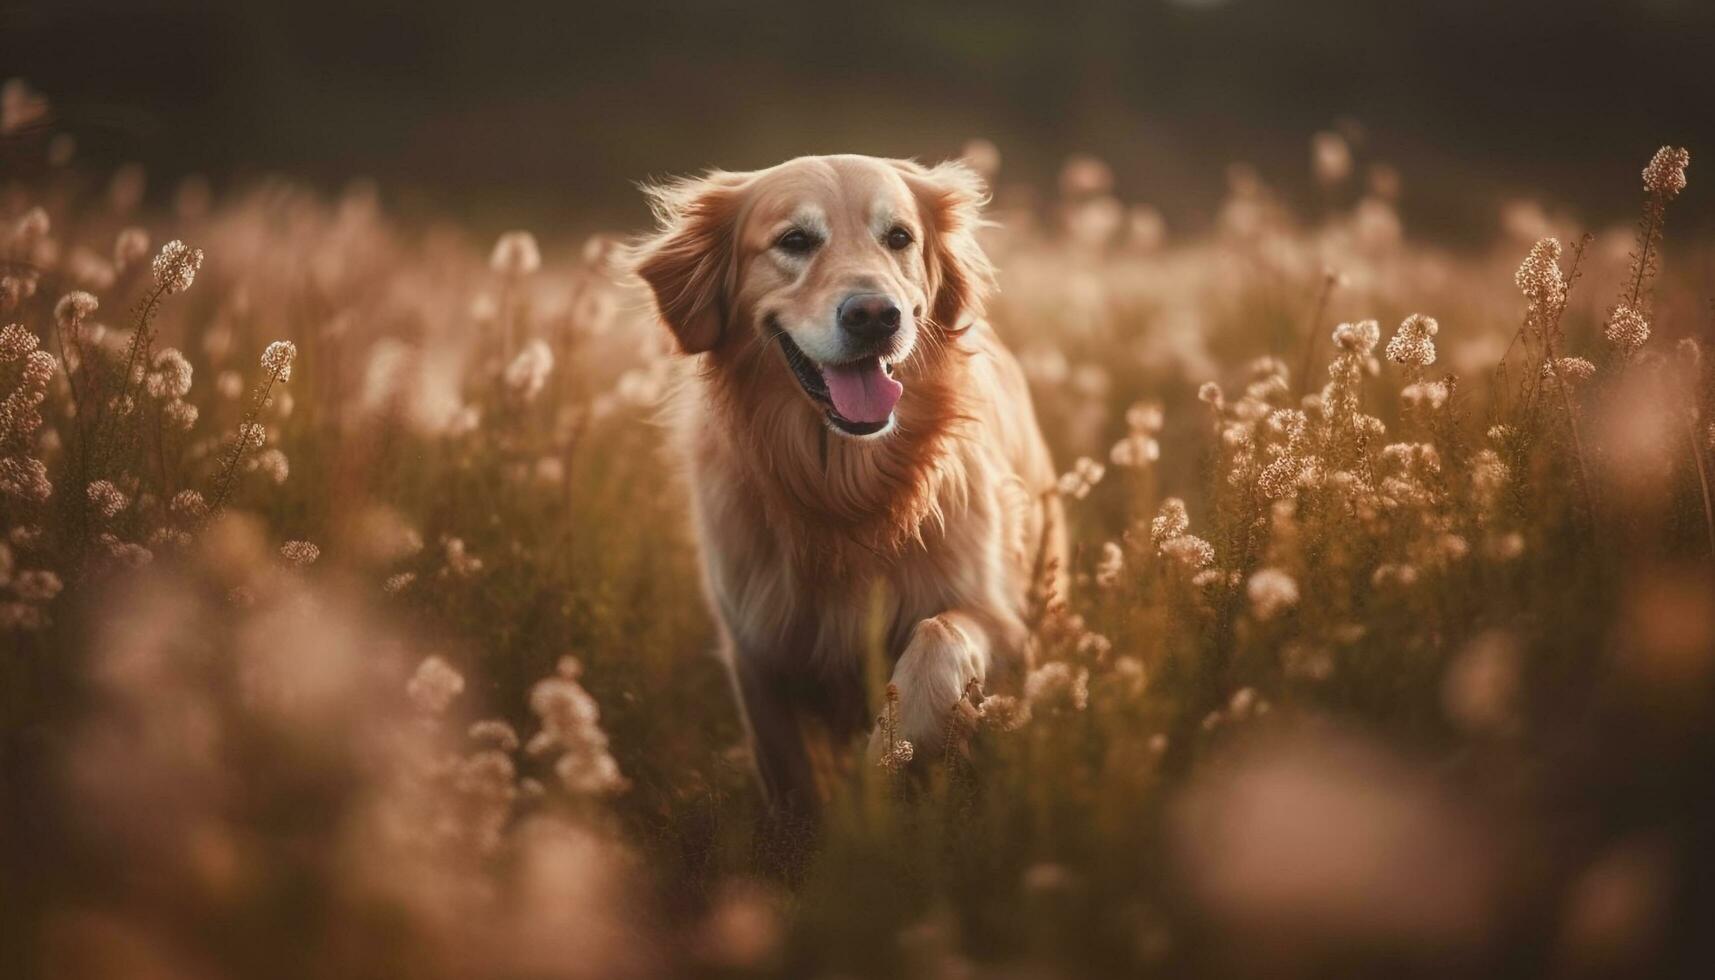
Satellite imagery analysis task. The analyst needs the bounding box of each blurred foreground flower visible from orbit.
[1172,729,1501,967]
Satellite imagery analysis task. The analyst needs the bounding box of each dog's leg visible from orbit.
[868,610,1004,761]
[731,656,819,811]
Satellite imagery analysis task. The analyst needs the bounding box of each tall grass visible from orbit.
[3,82,1712,977]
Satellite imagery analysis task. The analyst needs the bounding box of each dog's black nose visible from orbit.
[837,293,901,342]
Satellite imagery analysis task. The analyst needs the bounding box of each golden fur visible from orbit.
[634,155,1064,809]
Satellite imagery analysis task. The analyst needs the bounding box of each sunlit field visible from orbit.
[3,79,1712,977]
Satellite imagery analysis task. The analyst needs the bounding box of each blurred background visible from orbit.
[5,3,1715,978]
[5,0,1713,242]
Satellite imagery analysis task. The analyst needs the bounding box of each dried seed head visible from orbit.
[1056,456,1106,498]
[1109,432,1159,468]
[1025,662,1091,711]
[146,348,193,399]
[1258,455,1318,501]
[170,489,208,520]
[1514,237,1566,311]
[1151,498,1190,546]
[1160,534,1216,569]
[1604,305,1650,356]
[1246,567,1300,620]
[53,291,98,328]
[529,666,628,794]
[261,340,297,382]
[86,479,128,519]
[1094,541,1125,589]
[979,694,1030,731]
[878,740,915,771]
[1401,380,1449,410]
[0,457,51,503]
[1641,146,1689,199]
[1471,449,1510,511]
[0,323,38,361]
[21,350,54,387]
[163,399,199,431]
[1541,356,1596,387]
[407,655,465,714]
[1385,314,1438,368]
[151,240,203,294]
[1125,401,1165,433]
[1331,320,1380,356]
[250,448,289,484]
[280,540,320,566]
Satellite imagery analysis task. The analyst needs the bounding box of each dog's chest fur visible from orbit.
[686,421,1032,670]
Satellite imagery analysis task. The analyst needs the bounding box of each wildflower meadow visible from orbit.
[3,78,1713,977]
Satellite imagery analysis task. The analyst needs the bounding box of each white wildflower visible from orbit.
[1246,567,1299,620]
[151,240,203,294]
[1604,305,1649,356]
[490,230,542,276]
[504,339,554,401]
[1385,314,1438,368]
[407,655,465,714]
[1094,541,1125,590]
[261,340,297,382]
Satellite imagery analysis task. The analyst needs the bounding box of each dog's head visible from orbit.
[633,155,993,439]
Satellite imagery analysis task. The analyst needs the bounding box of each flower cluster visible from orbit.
[261,340,297,382]
[529,657,628,794]
[1110,401,1163,468]
[151,239,203,294]
[1604,305,1650,356]
[1057,455,1106,499]
[1385,314,1438,369]
[1642,145,1690,199]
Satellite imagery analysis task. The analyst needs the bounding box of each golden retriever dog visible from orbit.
[633,154,1064,810]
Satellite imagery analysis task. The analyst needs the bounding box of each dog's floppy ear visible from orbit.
[632,171,751,354]
[892,159,997,334]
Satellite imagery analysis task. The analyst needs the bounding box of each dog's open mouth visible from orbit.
[778,333,902,437]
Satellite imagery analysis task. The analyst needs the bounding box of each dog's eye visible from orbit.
[885,226,914,250]
[775,229,818,255]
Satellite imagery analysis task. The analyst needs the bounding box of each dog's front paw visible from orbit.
[868,617,983,764]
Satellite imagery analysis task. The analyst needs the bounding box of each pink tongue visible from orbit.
[821,359,903,423]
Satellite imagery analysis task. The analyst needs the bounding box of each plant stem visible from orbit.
[1688,418,1715,559]
[1295,271,1338,397]
[1627,203,1660,310]
[206,370,281,519]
